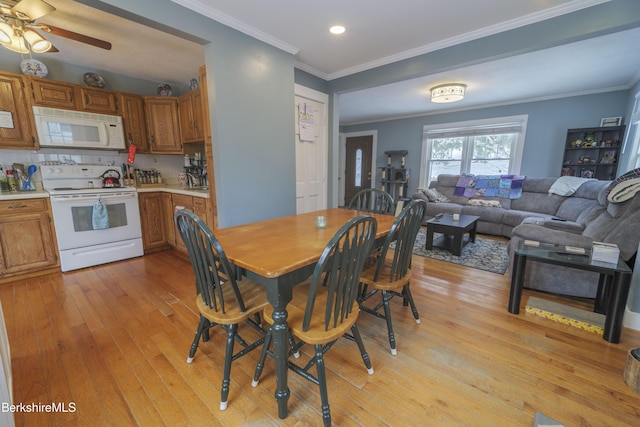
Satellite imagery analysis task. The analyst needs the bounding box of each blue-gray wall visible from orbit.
[343,90,630,195]
[77,0,296,227]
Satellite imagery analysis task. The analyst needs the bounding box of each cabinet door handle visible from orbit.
[8,204,28,209]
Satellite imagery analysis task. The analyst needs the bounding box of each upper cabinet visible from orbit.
[29,77,76,109]
[178,88,205,143]
[29,77,118,114]
[0,71,37,149]
[77,87,118,114]
[145,96,182,154]
[118,93,150,153]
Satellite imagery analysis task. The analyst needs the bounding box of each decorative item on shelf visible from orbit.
[189,78,199,91]
[83,72,105,88]
[580,169,594,178]
[20,59,48,77]
[157,83,172,96]
[600,117,622,127]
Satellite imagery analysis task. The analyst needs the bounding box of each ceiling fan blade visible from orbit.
[36,23,112,50]
[11,0,55,20]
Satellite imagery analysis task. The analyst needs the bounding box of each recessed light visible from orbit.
[329,25,345,35]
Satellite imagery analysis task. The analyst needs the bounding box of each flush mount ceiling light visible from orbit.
[430,83,466,103]
[329,25,345,35]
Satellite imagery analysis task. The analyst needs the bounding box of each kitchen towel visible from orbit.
[92,200,110,230]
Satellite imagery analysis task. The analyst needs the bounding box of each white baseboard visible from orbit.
[624,307,640,331]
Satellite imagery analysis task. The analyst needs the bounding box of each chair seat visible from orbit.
[197,278,269,325]
[360,260,412,291]
[263,283,359,345]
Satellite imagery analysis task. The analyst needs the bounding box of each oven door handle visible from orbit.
[50,193,137,202]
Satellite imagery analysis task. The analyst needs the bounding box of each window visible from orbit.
[623,94,640,171]
[419,115,527,187]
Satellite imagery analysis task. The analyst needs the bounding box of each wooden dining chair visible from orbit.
[174,209,269,411]
[347,188,395,215]
[358,199,426,355]
[252,215,378,427]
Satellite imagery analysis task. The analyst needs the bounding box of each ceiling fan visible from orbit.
[0,0,111,53]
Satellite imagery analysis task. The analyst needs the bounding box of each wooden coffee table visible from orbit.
[425,213,480,256]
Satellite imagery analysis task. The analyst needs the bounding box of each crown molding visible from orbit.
[326,0,611,80]
[170,0,299,54]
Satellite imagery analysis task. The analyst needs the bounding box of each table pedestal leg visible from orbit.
[266,283,292,419]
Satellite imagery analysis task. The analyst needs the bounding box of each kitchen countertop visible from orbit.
[0,190,50,200]
[0,185,209,200]
[135,184,210,198]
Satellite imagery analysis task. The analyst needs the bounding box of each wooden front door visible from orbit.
[344,135,373,205]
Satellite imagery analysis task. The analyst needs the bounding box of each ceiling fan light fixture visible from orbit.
[0,22,12,44]
[23,29,51,52]
[430,83,466,103]
[1,33,29,53]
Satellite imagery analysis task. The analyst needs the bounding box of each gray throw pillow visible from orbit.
[422,188,450,203]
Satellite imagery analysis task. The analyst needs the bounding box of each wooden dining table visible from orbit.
[214,207,397,419]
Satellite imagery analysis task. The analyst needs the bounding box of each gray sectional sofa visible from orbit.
[412,174,640,298]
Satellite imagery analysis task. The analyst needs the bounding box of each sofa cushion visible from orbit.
[460,205,506,223]
[556,197,600,222]
[503,210,551,227]
[510,192,564,215]
[602,209,640,260]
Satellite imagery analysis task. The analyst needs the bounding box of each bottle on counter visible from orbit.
[0,167,8,192]
[5,169,17,192]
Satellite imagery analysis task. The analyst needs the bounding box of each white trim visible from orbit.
[624,307,640,331]
[326,0,610,80]
[171,0,608,80]
[171,0,299,54]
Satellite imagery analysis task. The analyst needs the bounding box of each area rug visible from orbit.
[533,412,566,427]
[403,228,509,274]
[525,296,604,334]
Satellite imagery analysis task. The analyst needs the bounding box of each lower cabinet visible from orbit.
[138,192,169,252]
[0,198,59,281]
[139,192,210,256]
[169,193,209,255]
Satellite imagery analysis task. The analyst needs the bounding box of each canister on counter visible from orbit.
[6,169,17,191]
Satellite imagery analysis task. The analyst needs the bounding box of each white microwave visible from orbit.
[32,106,126,150]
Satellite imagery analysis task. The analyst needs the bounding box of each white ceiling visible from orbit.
[12,0,640,124]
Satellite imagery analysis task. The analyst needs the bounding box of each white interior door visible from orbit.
[295,85,328,214]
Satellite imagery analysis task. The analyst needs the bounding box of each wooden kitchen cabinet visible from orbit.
[0,198,59,282]
[178,89,205,143]
[76,87,118,114]
[145,97,182,154]
[0,71,37,149]
[29,77,76,109]
[119,93,150,153]
[165,193,210,255]
[138,192,169,252]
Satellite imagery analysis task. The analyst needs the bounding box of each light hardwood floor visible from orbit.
[2,245,640,426]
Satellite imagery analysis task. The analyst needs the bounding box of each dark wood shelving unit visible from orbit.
[561,125,625,180]
[380,150,410,209]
